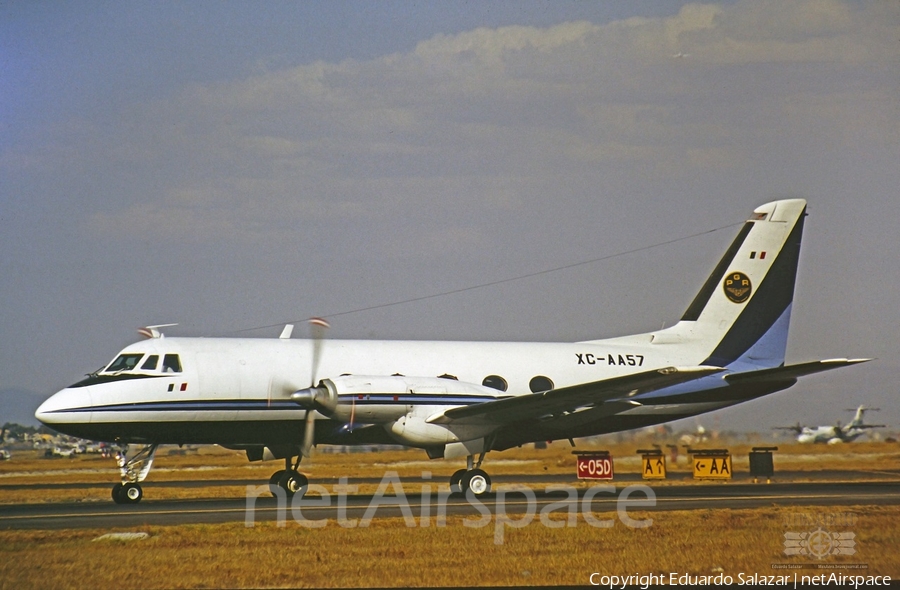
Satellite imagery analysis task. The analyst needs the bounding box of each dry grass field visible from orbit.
[1,507,898,588]
[1,439,899,588]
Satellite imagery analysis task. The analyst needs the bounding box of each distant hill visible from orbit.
[0,388,47,427]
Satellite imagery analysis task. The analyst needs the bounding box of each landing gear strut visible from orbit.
[269,455,308,497]
[111,443,158,504]
[450,451,492,496]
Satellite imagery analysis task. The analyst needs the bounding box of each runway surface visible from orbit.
[2,479,899,530]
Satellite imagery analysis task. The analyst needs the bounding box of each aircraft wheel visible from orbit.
[461,469,491,496]
[449,469,467,494]
[111,482,124,504]
[121,482,143,504]
[284,470,308,495]
[269,470,286,497]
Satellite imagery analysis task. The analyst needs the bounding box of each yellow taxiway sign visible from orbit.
[691,450,732,480]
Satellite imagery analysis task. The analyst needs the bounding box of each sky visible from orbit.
[2,1,898,434]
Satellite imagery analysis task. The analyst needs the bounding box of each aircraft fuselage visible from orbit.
[38,335,724,447]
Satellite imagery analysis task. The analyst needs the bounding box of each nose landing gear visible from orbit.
[111,443,158,504]
[112,481,143,504]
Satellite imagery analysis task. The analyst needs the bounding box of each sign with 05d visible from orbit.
[575,454,614,480]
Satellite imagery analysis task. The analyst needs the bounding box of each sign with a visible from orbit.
[692,451,732,480]
[641,454,666,479]
[573,452,614,480]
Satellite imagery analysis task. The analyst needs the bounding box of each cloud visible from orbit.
[3,1,899,410]
[720,0,854,42]
[410,21,598,64]
[20,1,890,253]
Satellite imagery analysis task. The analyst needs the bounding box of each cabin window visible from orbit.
[162,354,182,373]
[141,355,159,371]
[482,375,508,392]
[105,354,144,373]
[529,375,554,393]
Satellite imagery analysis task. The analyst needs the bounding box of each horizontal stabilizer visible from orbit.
[430,366,724,425]
[725,358,872,385]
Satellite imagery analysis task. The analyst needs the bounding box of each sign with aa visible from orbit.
[692,454,732,479]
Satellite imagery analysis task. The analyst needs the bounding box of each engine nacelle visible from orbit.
[389,415,458,446]
[387,413,496,447]
[293,374,505,446]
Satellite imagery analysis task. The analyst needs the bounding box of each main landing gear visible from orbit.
[268,455,308,497]
[263,452,493,498]
[449,452,492,496]
[111,443,158,504]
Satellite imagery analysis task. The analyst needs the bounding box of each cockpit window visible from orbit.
[105,354,144,373]
[162,354,182,373]
[141,355,159,371]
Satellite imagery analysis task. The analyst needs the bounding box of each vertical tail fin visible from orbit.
[848,405,867,428]
[659,199,807,369]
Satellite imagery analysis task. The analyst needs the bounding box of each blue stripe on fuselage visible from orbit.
[45,394,501,414]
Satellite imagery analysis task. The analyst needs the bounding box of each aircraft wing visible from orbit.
[428,366,724,426]
[772,424,804,433]
[724,358,871,385]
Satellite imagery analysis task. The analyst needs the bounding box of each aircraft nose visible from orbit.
[35,387,93,426]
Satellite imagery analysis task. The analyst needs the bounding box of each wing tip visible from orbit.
[821,357,874,365]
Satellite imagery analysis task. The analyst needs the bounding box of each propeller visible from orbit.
[296,318,330,458]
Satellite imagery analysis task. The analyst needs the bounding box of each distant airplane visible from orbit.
[36,199,870,503]
[775,405,885,444]
[672,52,691,58]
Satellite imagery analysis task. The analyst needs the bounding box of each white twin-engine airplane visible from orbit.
[37,199,869,504]
[775,405,886,444]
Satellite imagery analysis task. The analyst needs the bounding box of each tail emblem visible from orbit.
[724,272,752,303]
